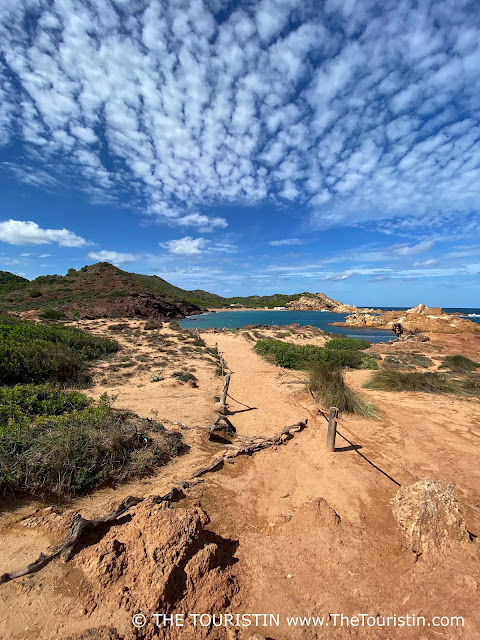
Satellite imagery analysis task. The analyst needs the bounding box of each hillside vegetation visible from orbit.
[0,314,118,384]
[0,270,28,295]
[0,263,202,320]
[0,315,183,496]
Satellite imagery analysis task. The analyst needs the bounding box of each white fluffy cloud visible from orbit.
[87,250,137,265]
[160,237,208,256]
[0,1,479,233]
[0,219,86,247]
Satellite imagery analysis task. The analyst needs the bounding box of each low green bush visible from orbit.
[0,393,183,496]
[0,315,118,384]
[39,308,66,320]
[0,384,90,430]
[29,289,43,298]
[309,364,376,417]
[254,339,378,370]
[325,336,370,351]
[172,371,197,383]
[144,320,162,330]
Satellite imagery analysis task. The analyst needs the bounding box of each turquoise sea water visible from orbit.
[179,310,393,343]
[179,307,480,344]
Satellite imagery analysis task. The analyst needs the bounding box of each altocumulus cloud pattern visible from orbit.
[1,0,479,232]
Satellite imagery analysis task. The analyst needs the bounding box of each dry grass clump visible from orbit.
[440,354,478,373]
[309,364,377,417]
[364,368,480,396]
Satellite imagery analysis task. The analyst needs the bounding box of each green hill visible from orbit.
[0,271,29,295]
[0,263,201,320]
[0,262,315,317]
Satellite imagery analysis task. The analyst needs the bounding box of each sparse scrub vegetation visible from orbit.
[254,339,378,370]
[309,364,376,417]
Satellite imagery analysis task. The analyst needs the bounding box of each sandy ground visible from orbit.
[0,323,479,639]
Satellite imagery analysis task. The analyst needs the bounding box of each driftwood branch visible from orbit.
[0,420,307,585]
[192,420,307,478]
[207,415,236,440]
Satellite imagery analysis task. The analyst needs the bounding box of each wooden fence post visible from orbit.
[326,407,339,452]
[218,373,231,415]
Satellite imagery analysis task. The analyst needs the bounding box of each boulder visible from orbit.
[391,479,469,556]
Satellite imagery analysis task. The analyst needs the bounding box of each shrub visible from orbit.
[172,371,197,383]
[363,369,480,396]
[168,320,180,330]
[309,364,376,417]
[0,394,183,495]
[440,355,478,373]
[29,289,43,298]
[0,315,118,384]
[144,320,162,330]
[0,384,90,430]
[39,308,65,320]
[254,339,378,370]
[108,323,130,332]
[325,336,370,351]
[150,373,164,382]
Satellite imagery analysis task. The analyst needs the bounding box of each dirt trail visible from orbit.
[205,332,309,437]
[0,327,479,639]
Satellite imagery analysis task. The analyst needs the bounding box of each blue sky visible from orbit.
[0,0,479,307]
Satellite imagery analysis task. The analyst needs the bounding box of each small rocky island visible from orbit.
[331,303,480,334]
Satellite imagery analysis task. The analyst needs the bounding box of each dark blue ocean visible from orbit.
[179,308,480,344]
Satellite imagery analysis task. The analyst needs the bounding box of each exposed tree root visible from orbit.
[0,420,307,585]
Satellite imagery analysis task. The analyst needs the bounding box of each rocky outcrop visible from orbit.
[286,293,377,313]
[78,292,201,320]
[334,303,480,334]
[73,498,239,640]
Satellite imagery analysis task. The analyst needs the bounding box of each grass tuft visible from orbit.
[309,364,376,417]
[363,368,480,396]
[440,354,478,373]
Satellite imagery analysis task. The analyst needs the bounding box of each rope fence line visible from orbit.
[216,360,480,516]
[304,378,480,516]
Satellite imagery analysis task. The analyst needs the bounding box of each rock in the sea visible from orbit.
[340,304,480,334]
